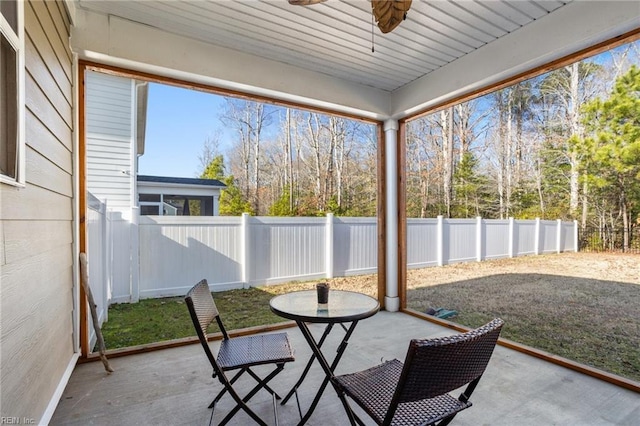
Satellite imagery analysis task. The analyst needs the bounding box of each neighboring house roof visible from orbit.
[137,175,226,188]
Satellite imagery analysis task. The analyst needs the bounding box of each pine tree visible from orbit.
[573,66,640,250]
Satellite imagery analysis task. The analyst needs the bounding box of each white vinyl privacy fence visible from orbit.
[135,214,577,300]
[407,217,577,268]
[87,211,577,310]
[137,214,378,299]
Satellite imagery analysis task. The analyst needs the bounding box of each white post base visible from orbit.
[385,296,400,312]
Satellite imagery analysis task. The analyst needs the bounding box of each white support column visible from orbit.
[384,119,399,312]
[476,216,482,262]
[557,219,562,253]
[241,213,251,288]
[534,217,541,255]
[437,215,444,266]
[326,213,334,279]
[508,217,515,258]
[574,220,579,252]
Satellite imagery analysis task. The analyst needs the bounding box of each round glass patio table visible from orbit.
[269,289,380,323]
[269,290,380,425]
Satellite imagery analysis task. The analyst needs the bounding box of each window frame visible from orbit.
[0,0,25,187]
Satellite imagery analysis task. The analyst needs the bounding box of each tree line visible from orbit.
[199,105,377,217]
[405,42,639,249]
[199,42,639,249]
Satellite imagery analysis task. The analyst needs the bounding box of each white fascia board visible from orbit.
[138,181,223,197]
[391,1,640,118]
[70,9,391,121]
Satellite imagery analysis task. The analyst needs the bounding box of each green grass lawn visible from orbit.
[101,288,286,348]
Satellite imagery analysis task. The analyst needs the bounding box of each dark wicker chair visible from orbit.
[332,318,504,426]
[185,280,295,426]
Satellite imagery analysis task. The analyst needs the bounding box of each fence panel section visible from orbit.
[445,218,477,263]
[86,194,108,348]
[250,217,326,285]
[109,213,133,303]
[484,220,510,259]
[407,219,439,269]
[514,220,537,256]
[540,220,557,253]
[138,216,244,298]
[333,217,378,276]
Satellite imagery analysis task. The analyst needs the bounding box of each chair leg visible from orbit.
[336,390,359,426]
[246,366,283,399]
[435,376,482,426]
[217,364,286,426]
[272,392,279,426]
[293,386,302,420]
[209,368,247,408]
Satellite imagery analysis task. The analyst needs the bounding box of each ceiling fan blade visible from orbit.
[372,0,412,34]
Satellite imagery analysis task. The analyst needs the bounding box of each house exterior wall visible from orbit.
[85,70,135,216]
[0,0,76,423]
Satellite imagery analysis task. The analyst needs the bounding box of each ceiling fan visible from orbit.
[288,0,412,34]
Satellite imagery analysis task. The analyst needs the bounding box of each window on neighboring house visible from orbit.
[139,193,215,216]
[1,0,24,185]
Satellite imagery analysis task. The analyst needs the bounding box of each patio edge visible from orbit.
[402,308,640,394]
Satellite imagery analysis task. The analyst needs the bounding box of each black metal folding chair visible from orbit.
[185,280,295,425]
[332,318,504,426]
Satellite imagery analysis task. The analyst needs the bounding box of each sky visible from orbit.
[138,83,231,178]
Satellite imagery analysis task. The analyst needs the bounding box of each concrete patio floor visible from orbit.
[51,311,639,425]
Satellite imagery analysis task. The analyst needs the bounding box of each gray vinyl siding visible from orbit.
[85,71,135,213]
[0,0,75,422]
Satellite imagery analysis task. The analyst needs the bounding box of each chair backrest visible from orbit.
[185,279,227,376]
[394,318,504,404]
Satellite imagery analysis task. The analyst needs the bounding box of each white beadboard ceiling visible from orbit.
[76,0,572,92]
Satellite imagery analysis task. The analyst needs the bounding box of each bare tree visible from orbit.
[219,98,273,214]
[440,107,454,217]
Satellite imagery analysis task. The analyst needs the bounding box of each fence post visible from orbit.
[534,217,541,255]
[326,213,334,279]
[574,220,579,252]
[557,219,562,253]
[476,216,482,262]
[130,206,140,303]
[437,215,444,266]
[241,213,251,288]
[101,200,110,317]
[508,217,515,258]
